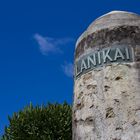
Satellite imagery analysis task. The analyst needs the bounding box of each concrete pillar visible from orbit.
[73,11,140,140]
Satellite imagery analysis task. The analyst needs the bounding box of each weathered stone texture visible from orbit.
[73,11,140,140]
[75,26,140,60]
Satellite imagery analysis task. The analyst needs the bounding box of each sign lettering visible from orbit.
[75,46,134,78]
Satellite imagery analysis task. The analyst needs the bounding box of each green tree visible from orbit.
[2,102,72,140]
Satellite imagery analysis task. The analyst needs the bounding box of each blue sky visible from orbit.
[0,0,140,136]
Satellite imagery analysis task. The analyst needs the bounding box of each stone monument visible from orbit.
[73,11,140,140]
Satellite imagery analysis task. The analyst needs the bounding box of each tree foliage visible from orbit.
[2,102,72,140]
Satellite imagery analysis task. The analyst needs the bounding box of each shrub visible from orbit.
[2,102,72,140]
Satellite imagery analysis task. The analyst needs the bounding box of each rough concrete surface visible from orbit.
[73,11,140,140]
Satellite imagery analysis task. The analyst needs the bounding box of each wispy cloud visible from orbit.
[62,62,74,78]
[34,33,74,78]
[34,33,73,55]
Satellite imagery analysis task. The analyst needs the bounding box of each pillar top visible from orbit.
[76,11,140,47]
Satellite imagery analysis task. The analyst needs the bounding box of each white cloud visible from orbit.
[34,33,74,78]
[34,33,73,55]
[62,62,74,78]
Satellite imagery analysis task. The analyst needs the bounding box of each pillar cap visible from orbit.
[76,11,140,47]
